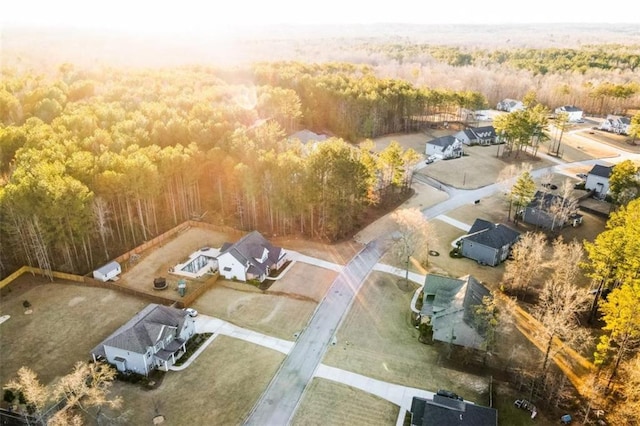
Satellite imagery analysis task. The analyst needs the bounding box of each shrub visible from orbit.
[3,389,15,403]
[22,300,31,308]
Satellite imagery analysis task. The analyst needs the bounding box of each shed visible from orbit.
[93,261,122,282]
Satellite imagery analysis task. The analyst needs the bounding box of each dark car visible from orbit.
[437,389,463,401]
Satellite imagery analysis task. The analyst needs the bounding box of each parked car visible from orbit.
[184,308,198,317]
[437,389,463,401]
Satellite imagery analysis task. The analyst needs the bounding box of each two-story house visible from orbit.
[217,231,287,282]
[91,304,196,376]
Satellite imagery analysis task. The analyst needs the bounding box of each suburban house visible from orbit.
[555,105,584,122]
[496,98,524,113]
[598,115,631,135]
[410,395,498,426]
[459,219,520,266]
[585,164,614,198]
[520,190,583,230]
[425,135,464,159]
[420,274,491,350]
[90,304,196,376]
[92,261,122,282]
[455,126,498,146]
[217,231,287,282]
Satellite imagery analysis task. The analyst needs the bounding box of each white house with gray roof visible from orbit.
[91,304,195,375]
[496,98,525,113]
[217,231,287,282]
[555,105,583,122]
[460,219,520,266]
[585,164,614,198]
[455,126,498,146]
[425,135,464,159]
[420,274,491,350]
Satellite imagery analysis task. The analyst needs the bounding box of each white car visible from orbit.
[184,308,198,317]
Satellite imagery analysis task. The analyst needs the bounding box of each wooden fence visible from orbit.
[1,220,232,306]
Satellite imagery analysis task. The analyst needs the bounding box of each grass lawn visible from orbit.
[0,276,147,386]
[322,271,490,404]
[104,336,284,425]
[291,378,399,426]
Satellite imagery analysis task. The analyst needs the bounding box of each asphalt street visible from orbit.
[244,240,386,426]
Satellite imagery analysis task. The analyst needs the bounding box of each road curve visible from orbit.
[243,240,386,426]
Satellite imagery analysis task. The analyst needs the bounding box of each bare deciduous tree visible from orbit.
[390,208,437,285]
[501,232,546,299]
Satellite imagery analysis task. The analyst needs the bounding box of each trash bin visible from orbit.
[178,280,186,297]
[561,414,572,424]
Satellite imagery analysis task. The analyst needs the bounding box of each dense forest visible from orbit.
[1,62,482,277]
[2,25,640,280]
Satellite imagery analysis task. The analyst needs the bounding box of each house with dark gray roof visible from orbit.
[420,274,491,350]
[460,219,520,266]
[599,115,631,135]
[520,191,583,230]
[585,164,614,198]
[425,135,464,159]
[410,395,498,426]
[217,231,287,282]
[455,126,498,146]
[91,304,195,375]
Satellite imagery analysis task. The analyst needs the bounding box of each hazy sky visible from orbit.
[2,0,638,35]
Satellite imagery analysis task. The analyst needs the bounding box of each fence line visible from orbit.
[1,220,233,306]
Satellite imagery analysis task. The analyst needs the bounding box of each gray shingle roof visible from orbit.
[588,164,613,178]
[427,135,459,148]
[219,231,283,277]
[411,396,498,426]
[91,304,187,356]
[463,219,520,250]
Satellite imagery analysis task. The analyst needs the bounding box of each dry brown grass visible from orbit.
[291,378,399,426]
[322,272,489,402]
[0,276,147,386]
[267,263,337,302]
[105,336,284,425]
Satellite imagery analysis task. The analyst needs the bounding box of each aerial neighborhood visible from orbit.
[2,20,640,426]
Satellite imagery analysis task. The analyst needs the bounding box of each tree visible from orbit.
[629,112,640,143]
[550,112,569,157]
[608,159,639,205]
[3,362,123,425]
[508,169,536,223]
[389,208,436,286]
[533,238,590,375]
[606,353,640,425]
[594,279,640,390]
[501,232,546,299]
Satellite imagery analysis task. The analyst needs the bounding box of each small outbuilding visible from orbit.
[92,261,122,282]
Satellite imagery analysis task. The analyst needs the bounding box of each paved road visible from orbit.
[244,240,387,426]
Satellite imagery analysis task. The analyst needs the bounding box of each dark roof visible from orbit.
[421,275,465,316]
[528,190,561,209]
[463,219,520,250]
[288,129,328,144]
[219,231,283,276]
[427,135,459,148]
[588,164,613,178]
[91,304,187,356]
[457,129,476,140]
[411,396,498,426]
[461,276,491,325]
[470,126,496,139]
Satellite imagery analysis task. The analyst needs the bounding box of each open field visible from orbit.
[0,276,147,386]
[191,256,337,341]
[291,378,399,426]
[105,336,284,425]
